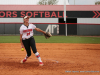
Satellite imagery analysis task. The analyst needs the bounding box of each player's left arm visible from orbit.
[35,28,46,34]
[35,27,52,39]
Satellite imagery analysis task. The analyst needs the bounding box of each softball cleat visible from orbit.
[39,62,44,66]
[20,59,27,64]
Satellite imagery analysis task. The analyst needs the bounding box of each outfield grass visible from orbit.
[0,36,100,44]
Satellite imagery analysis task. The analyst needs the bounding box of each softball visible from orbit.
[21,48,24,51]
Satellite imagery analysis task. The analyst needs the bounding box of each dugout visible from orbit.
[0,5,100,35]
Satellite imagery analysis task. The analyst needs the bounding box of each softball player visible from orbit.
[20,16,46,66]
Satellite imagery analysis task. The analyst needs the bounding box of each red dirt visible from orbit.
[0,43,100,75]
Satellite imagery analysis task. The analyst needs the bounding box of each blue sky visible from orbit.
[0,0,99,5]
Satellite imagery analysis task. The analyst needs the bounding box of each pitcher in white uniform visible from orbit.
[20,16,46,66]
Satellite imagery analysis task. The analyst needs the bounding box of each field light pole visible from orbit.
[47,0,48,5]
[64,0,67,36]
[74,0,75,5]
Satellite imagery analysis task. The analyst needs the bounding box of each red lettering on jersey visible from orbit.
[34,12,38,18]
[28,29,32,32]
[12,11,17,17]
[27,32,30,36]
[45,11,50,17]
[39,11,44,18]
[26,11,32,17]
[6,11,11,17]
[51,11,57,18]
[23,29,32,32]
[21,11,25,17]
[23,30,27,32]
[58,11,62,18]
[0,11,5,17]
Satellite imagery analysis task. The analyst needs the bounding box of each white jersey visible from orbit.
[20,24,36,39]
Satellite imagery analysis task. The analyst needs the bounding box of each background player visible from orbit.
[20,16,46,66]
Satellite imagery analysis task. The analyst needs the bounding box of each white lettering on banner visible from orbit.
[57,25,59,34]
[45,25,59,34]
[52,25,57,34]
[46,25,51,33]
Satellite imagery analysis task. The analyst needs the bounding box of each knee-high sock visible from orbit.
[35,52,42,62]
[25,54,29,60]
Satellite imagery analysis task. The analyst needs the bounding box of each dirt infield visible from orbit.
[0,43,100,75]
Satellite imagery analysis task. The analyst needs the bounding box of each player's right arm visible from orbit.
[19,26,24,48]
[20,34,24,48]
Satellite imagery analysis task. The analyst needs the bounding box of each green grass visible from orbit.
[0,36,100,44]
